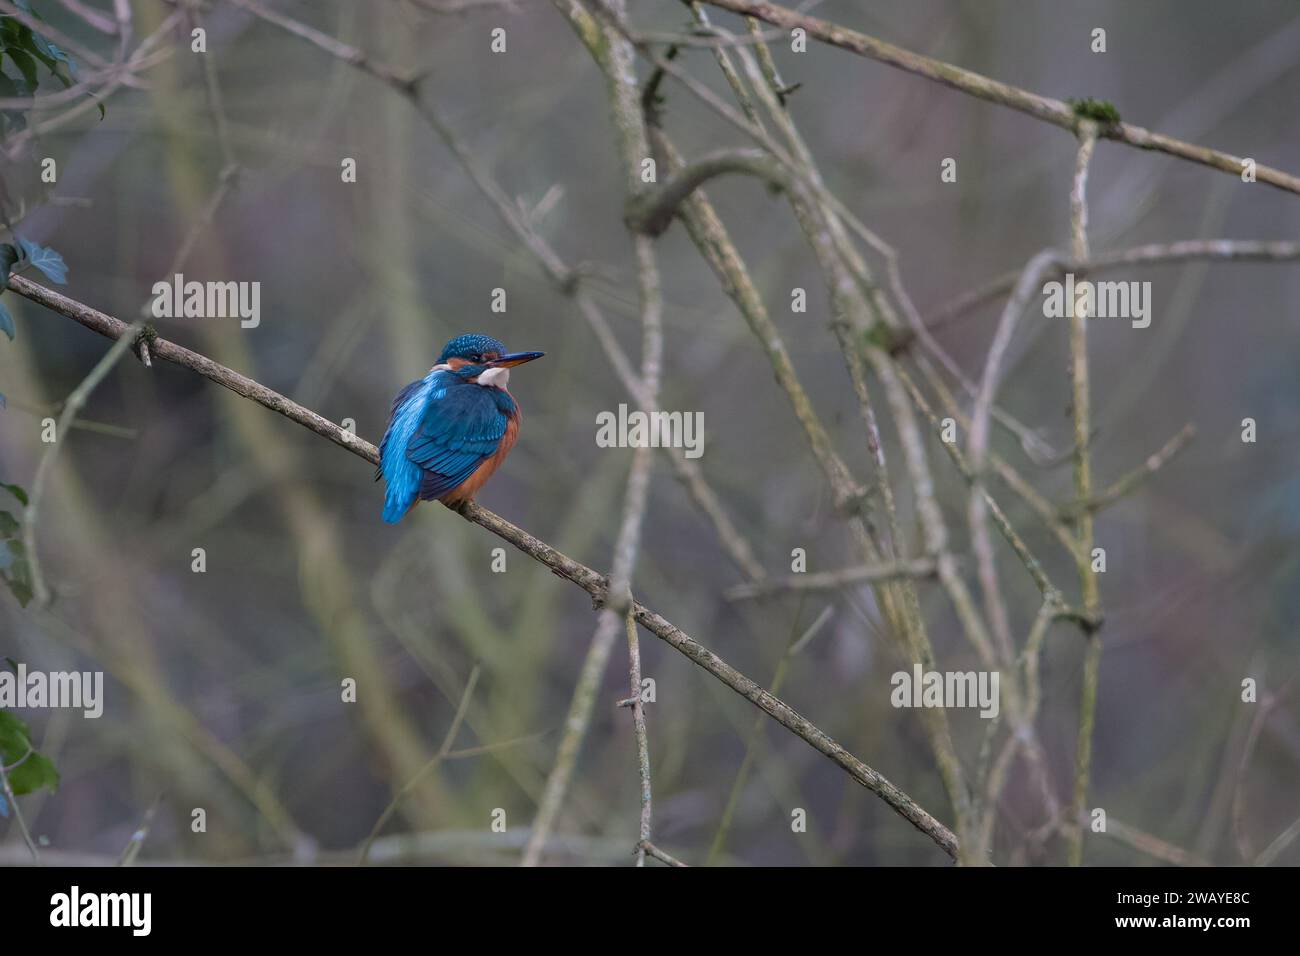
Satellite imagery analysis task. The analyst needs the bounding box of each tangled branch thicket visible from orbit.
[3,0,1298,867]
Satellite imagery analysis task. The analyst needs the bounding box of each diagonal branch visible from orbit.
[7,273,959,859]
[700,0,1300,197]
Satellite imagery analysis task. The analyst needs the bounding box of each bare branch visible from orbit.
[0,744,39,861]
[927,239,1300,333]
[8,273,959,859]
[1061,423,1197,518]
[1065,121,1103,868]
[1105,818,1211,867]
[624,147,786,236]
[725,559,937,601]
[700,0,1300,197]
[707,603,832,864]
[56,0,121,35]
[358,666,481,864]
[967,250,1065,664]
[227,0,416,91]
[638,839,688,867]
[623,610,653,866]
[22,316,145,605]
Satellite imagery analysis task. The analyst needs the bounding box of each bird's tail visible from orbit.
[382,486,416,524]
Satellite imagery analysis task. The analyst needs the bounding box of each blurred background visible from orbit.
[0,0,1297,865]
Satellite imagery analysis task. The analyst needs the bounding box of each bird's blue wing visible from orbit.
[375,379,425,481]
[406,380,509,501]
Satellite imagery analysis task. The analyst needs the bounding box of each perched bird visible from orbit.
[378,333,543,523]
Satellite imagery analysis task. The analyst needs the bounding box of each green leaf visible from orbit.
[28,41,75,90]
[16,237,67,284]
[1,483,28,505]
[6,46,39,92]
[20,24,75,93]
[3,554,32,606]
[0,510,18,536]
[0,711,32,755]
[9,748,57,793]
[0,300,13,340]
[0,710,60,795]
[0,13,99,116]
[0,71,29,135]
[25,28,69,69]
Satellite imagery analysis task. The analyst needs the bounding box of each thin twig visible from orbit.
[117,795,162,866]
[22,316,146,605]
[358,665,481,865]
[623,609,652,866]
[967,250,1066,665]
[1061,424,1196,518]
[638,839,688,867]
[56,0,121,34]
[1104,817,1211,867]
[725,559,936,600]
[0,746,40,861]
[227,0,416,90]
[1065,121,1103,868]
[184,0,236,170]
[707,601,831,864]
[927,239,1300,333]
[1231,673,1296,863]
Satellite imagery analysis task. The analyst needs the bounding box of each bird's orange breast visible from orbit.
[438,411,520,505]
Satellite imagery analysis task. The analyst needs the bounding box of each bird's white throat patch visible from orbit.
[476,366,510,389]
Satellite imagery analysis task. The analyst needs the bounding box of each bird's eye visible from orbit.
[473,353,483,363]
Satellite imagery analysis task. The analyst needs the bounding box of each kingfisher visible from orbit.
[378,333,544,523]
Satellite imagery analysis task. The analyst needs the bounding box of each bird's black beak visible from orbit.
[490,351,544,368]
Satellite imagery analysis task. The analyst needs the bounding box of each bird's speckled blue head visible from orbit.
[434,333,545,380]
[438,333,509,367]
